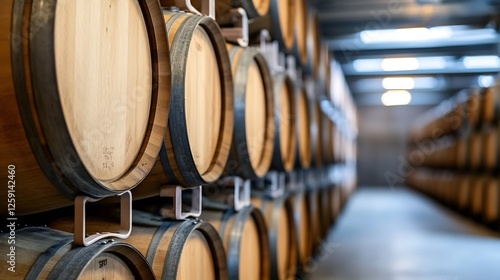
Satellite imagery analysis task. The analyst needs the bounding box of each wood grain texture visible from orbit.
[50,216,228,280]
[292,0,308,66]
[295,88,312,169]
[0,227,154,279]
[201,206,271,280]
[148,12,234,187]
[252,195,298,280]
[226,45,275,179]
[0,0,170,215]
[271,73,296,172]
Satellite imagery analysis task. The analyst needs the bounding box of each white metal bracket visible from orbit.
[220,8,249,47]
[74,191,132,246]
[258,30,285,74]
[159,185,202,219]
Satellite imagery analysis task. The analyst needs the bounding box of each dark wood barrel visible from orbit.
[224,45,275,179]
[292,0,308,67]
[251,194,298,280]
[0,0,170,215]
[200,205,271,280]
[468,131,482,171]
[482,124,499,172]
[307,189,322,250]
[295,86,313,169]
[0,227,155,279]
[305,78,323,167]
[271,73,297,172]
[484,176,500,227]
[50,215,228,280]
[470,175,486,219]
[305,11,320,78]
[457,174,471,212]
[481,85,500,124]
[292,191,313,267]
[133,12,234,200]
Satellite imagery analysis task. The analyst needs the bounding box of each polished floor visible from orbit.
[309,187,500,280]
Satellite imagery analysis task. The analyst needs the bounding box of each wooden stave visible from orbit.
[225,45,275,179]
[201,205,271,280]
[270,73,297,172]
[50,215,228,280]
[251,194,298,280]
[0,226,154,280]
[294,86,313,169]
[155,12,234,187]
[0,0,170,216]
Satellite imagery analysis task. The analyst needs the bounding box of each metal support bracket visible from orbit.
[216,176,251,211]
[160,185,202,219]
[74,191,132,246]
[220,8,249,47]
[259,30,285,74]
[171,0,215,19]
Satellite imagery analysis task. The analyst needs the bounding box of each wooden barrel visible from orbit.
[292,0,308,67]
[50,215,228,280]
[307,189,322,250]
[322,113,335,165]
[295,87,313,169]
[305,79,323,167]
[251,194,298,280]
[271,73,297,172]
[305,11,320,78]
[318,43,332,97]
[484,176,500,227]
[0,0,170,215]
[269,0,295,52]
[483,124,499,172]
[481,85,499,124]
[201,205,271,280]
[292,191,313,267]
[468,131,482,171]
[0,227,155,279]
[187,0,270,21]
[133,12,234,199]
[224,45,275,179]
[329,186,341,224]
[470,176,487,219]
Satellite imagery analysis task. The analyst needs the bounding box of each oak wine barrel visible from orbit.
[0,0,170,215]
[291,0,308,67]
[201,205,271,280]
[0,227,154,279]
[305,11,320,78]
[133,12,234,200]
[50,214,228,280]
[484,177,500,227]
[251,194,298,280]
[224,45,275,179]
[295,86,313,169]
[178,0,270,22]
[268,0,295,52]
[292,191,313,267]
[271,73,297,172]
[322,112,335,165]
[481,85,499,124]
[482,124,499,172]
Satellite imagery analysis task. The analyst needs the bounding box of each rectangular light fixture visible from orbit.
[463,56,500,69]
[354,57,449,72]
[382,77,415,89]
[381,90,412,106]
[360,26,452,44]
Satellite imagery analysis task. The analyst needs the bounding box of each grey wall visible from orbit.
[356,105,433,186]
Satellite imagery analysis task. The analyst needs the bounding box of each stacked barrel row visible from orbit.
[407,77,500,229]
[0,0,358,279]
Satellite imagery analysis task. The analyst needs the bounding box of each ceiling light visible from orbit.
[463,56,500,69]
[382,58,419,71]
[478,75,495,87]
[382,77,415,89]
[381,90,412,106]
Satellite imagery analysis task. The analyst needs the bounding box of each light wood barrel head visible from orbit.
[79,252,136,280]
[296,88,312,169]
[177,230,217,280]
[484,177,500,223]
[55,0,152,182]
[293,0,308,66]
[269,0,294,51]
[276,202,292,279]
[239,218,262,280]
[185,26,222,176]
[246,59,268,172]
[252,0,270,16]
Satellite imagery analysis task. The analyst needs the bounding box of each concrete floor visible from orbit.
[309,187,500,280]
